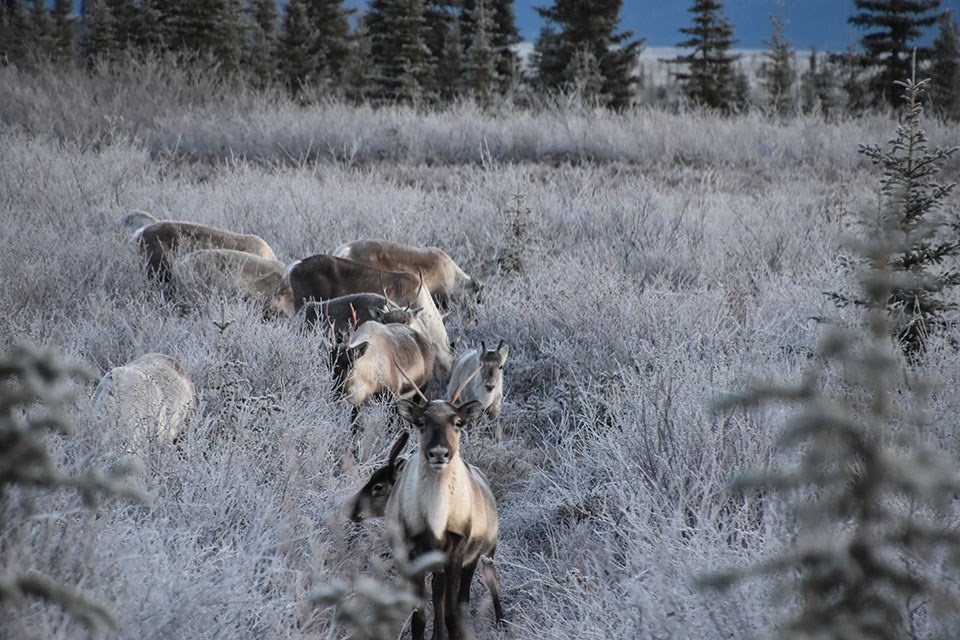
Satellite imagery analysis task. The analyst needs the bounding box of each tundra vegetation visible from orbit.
[1,61,960,639]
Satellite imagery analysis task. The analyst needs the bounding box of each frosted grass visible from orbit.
[2,94,959,638]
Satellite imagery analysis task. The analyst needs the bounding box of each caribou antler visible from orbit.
[393,357,430,404]
[450,365,481,405]
[379,269,389,300]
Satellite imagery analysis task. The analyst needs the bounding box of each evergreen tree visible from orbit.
[366,0,434,103]
[799,49,843,118]
[83,0,118,64]
[166,0,221,58]
[488,0,520,92]
[133,0,168,55]
[849,0,943,109]
[51,0,75,63]
[0,0,32,65]
[344,11,375,102]
[211,0,244,75]
[460,0,498,105]
[832,65,960,355]
[245,0,279,86]
[533,0,643,109]
[929,10,960,120]
[436,12,462,102]
[278,0,319,95]
[464,0,520,93]
[305,0,352,89]
[757,9,795,117]
[29,0,55,59]
[704,71,960,640]
[422,0,457,95]
[105,0,136,52]
[669,0,740,111]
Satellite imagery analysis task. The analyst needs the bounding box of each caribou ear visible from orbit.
[370,307,385,321]
[396,399,425,426]
[456,400,484,427]
[350,343,369,360]
[394,457,407,476]
[496,340,509,361]
[388,430,410,466]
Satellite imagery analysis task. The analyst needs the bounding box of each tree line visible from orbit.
[0,0,958,118]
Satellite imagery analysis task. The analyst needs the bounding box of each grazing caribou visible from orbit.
[302,293,418,338]
[93,352,196,450]
[332,239,483,309]
[287,255,453,372]
[446,340,509,442]
[385,372,505,640]
[134,220,277,282]
[349,431,409,523]
[116,209,159,234]
[172,249,295,318]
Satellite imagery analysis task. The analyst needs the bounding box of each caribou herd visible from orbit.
[99,212,509,639]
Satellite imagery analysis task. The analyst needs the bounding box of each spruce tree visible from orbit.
[533,0,643,109]
[166,0,222,59]
[344,12,375,103]
[460,0,498,106]
[211,0,244,75]
[278,0,320,95]
[669,0,740,111]
[105,0,136,52]
[245,0,279,87]
[50,0,75,63]
[757,9,795,117]
[422,0,457,97]
[29,0,55,59]
[366,0,434,103]
[463,0,520,93]
[435,12,463,102]
[0,0,32,66]
[305,0,352,90]
[832,62,959,355]
[490,0,520,91]
[83,0,118,65]
[929,10,960,120]
[133,0,168,55]
[704,70,960,639]
[849,0,943,109]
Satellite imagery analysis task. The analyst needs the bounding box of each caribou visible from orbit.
[134,220,277,282]
[340,321,435,414]
[286,255,453,373]
[332,239,483,309]
[93,352,196,450]
[385,369,504,640]
[349,431,410,523]
[172,248,295,318]
[301,293,419,338]
[446,340,509,442]
[115,209,160,234]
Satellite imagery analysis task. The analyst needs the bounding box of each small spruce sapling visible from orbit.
[0,343,146,633]
[830,56,960,356]
[702,67,960,639]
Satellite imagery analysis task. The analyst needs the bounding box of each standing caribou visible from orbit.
[286,254,453,373]
[134,220,277,282]
[385,370,504,640]
[446,340,509,442]
[332,239,482,309]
